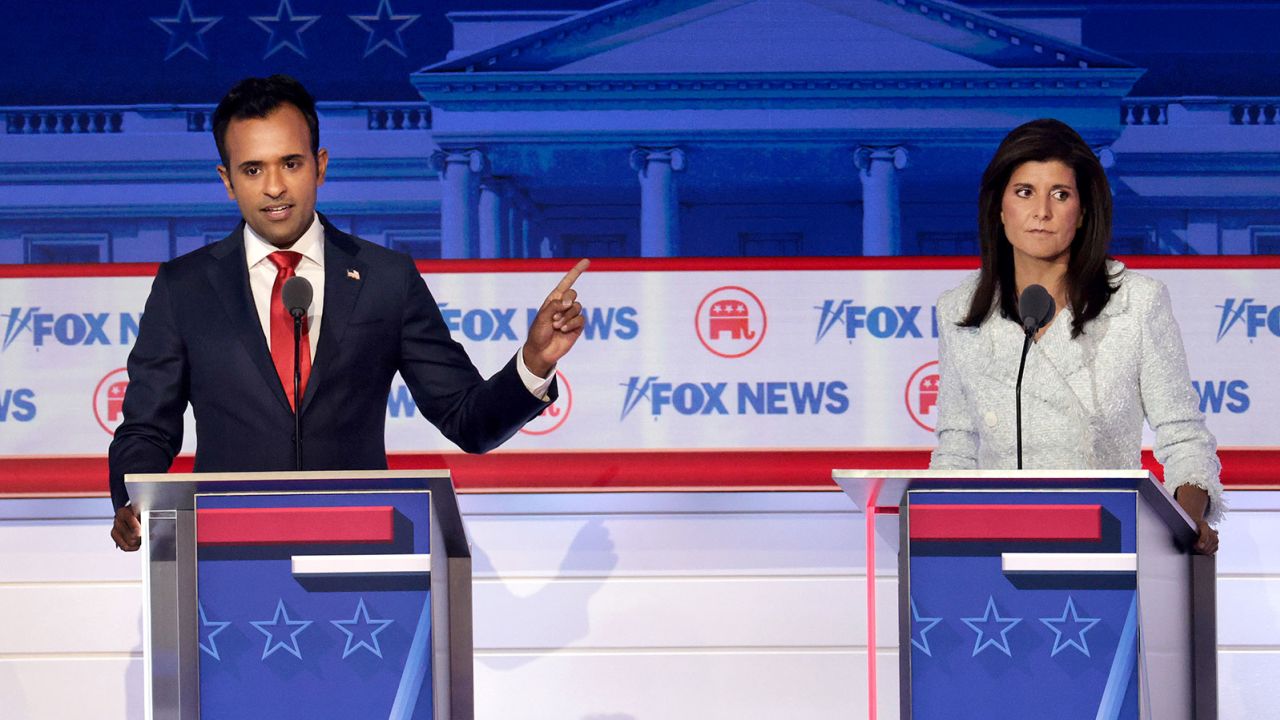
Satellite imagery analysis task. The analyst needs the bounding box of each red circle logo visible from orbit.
[695,286,767,358]
[93,367,130,436]
[519,370,572,435]
[904,360,940,433]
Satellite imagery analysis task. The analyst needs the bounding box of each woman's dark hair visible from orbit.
[961,118,1118,338]
[212,74,320,169]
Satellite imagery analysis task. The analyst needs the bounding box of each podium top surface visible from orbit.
[833,469,1151,481]
[125,469,451,511]
[833,468,1196,544]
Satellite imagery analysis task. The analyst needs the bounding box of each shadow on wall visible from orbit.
[471,518,619,671]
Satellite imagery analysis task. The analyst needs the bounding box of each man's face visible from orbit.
[217,103,328,248]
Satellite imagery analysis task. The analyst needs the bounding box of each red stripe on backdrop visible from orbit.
[908,504,1102,541]
[196,507,396,546]
[4,255,1279,278]
[0,448,1276,497]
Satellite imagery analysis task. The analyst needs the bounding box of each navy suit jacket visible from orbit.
[108,216,552,510]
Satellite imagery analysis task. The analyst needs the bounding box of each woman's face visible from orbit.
[1000,159,1083,267]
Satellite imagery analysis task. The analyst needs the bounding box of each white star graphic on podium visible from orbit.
[1040,596,1101,657]
[251,598,313,660]
[961,596,1022,657]
[197,603,232,660]
[910,598,943,657]
[331,597,395,658]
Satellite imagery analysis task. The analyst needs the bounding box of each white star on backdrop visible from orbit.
[349,0,420,58]
[250,0,321,59]
[150,0,222,61]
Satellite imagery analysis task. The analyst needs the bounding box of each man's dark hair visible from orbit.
[962,118,1119,339]
[212,74,320,169]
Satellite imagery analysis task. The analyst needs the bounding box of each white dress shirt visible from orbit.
[243,214,552,399]
[244,214,325,358]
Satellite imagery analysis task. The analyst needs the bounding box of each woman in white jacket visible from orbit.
[929,118,1222,554]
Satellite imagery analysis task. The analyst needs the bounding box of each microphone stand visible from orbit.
[291,311,304,471]
[1015,330,1034,469]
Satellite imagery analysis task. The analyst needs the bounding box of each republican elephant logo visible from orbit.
[905,361,941,432]
[709,301,756,340]
[93,367,130,436]
[696,286,767,358]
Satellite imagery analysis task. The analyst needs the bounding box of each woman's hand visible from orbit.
[1192,519,1218,555]
[1174,485,1218,556]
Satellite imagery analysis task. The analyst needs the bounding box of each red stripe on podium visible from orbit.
[908,504,1102,541]
[196,507,396,546]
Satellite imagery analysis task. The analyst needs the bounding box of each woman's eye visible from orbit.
[1053,190,1071,201]
[1015,187,1032,198]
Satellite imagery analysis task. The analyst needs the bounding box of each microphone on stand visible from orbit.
[1015,284,1056,470]
[282,276,313,472]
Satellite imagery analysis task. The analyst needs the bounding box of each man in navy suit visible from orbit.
[109,75,588,551]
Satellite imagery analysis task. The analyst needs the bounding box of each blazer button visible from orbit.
[984,411,998,428]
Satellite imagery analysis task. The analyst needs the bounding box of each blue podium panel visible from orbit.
[195,491,434,720]
[906,490,1141,720]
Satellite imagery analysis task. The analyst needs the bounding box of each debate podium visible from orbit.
[835,470,1217,720]
[126,470,473,720]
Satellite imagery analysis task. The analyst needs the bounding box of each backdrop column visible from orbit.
[856,146,909,256]
[477,178,506,259]
[431,149,484,258]
[631,147,686,257]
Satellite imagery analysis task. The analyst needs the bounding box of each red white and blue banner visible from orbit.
[1,258,1277,492]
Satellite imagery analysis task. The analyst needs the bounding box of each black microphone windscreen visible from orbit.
[1018,284,1056,334]
[282,276,313,318]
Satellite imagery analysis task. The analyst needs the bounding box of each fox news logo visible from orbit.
[620,376,849,419]
[815,301,938,342]
[439,304,638,342]
[1,308,142,351]
[1192,380,1250,414]
[0,388,36,422]
[1215,298,1280,341]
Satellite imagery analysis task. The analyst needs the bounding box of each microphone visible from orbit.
[282,276,313,320]
[1018,284,1056,336]
[281,276,312,471]
[1014,285,1056,470]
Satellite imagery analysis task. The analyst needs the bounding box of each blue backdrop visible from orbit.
[1,0,1278,261]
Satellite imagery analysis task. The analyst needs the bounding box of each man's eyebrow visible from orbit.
[236,160,262,171]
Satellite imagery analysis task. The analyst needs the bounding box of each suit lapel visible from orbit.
[1035,317,1094,415]
[973,314,1089,419]
[206,225,293,413]
[300,219,368,415]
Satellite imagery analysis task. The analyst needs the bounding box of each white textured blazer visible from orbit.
[929,262,1224,523]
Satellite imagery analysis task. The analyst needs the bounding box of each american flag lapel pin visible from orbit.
[347,268,360,281]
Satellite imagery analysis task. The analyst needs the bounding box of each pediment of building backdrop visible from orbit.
[419,0,1134,77]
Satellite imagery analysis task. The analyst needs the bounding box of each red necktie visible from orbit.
[267,251,311,410]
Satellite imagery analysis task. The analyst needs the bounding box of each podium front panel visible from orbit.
[904,488,1142,719]
[193,490,435,719]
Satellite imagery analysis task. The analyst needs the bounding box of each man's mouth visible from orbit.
[261,204,294,219]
